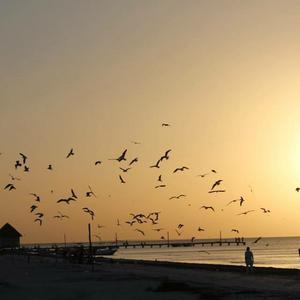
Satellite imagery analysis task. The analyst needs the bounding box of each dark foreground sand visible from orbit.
[0,255,299,300]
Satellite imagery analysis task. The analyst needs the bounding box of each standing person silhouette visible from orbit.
[245,246,254,272]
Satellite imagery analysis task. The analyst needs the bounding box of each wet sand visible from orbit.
[0,255,299,300]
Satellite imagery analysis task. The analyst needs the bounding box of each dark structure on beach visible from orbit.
[0,223,22,248]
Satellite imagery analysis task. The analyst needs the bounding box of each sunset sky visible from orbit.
[0,1,300,244]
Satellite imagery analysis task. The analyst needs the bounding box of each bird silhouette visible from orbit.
[295,187,300,192]
[200,206,215,212]
[173,166,189,173]
[35,212,44,218]
[19,153,27,164]
[231,229,239,234]
[253,237,262,243]
[155,184,166,188]
[57,197,76,204]
[4,183,16,191]
[70,189,78,199]
[208,189,226,193]
[9,174,20,181]
[197,173,209,178]
[260,208,271,213]
[86,185,97,197]
[135,229,145,236]
[129,157,138,165]
[157,175,162,182]
[162,123,171,127]
[34,218,42,226]
[177,224,184,229]
[211,180,223,190]
[150,159,161,168]
[237,210,255,216]
[30,193,40,202]
[198,227,205,232]
[160,149,171,161]
[15,160,22,169]
[119,175,126,184]
[211,169,217,173]
[109,149,127,162]
[30,205,38,212]
[47,164,53,170]
[169,194,186,200]
[95,161,102,165]
[24,166,29,172]
[66,148,74,158]
[82,207,95,220]
[120,167,131,172]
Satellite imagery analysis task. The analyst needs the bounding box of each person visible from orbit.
[245,246,254,272]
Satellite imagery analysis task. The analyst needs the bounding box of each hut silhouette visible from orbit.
[0,223,22,248]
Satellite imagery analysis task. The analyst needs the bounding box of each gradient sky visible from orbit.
[1,1,300,244]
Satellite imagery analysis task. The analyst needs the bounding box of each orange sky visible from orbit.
[0,1,300,244]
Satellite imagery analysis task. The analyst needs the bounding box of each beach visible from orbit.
[0,255,299,300]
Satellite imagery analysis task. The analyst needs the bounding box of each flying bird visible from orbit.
[119,175,126,184]
[237,210,255,216]
[208,190,226,193]
[120,167,131,172]
[211,180,223,190]
[66,148,74,158]
[19,153,27,164]
[4,183,16,191]
[34,218,42,226]
[129,157,138,165]
[253,237,262,244]
[197,173,209,178]
[9,174,20,181]
[86,185,97,197]
[231,229,239,234]
[24,166,29,172]
[173,166,189,173]
[177,224,184,229]
[162,123,171,127]
[95,161,102,165]
[169,194,186,200]
[30,205,38,213]
[198,227,205,232]
[155,184,166,188]
[71,189,78,199]
[200,206,215,212]
[260,208,271,213]
[157,175,162,182]
[135,229,145,236]
[47,164,53,170]
[30,193,40,202]
[295,187,300,192]
[57,197,76,204]
[15,160,22,169]
[160,149,171,161]
[109,149,127,162]
[150,159,161,168]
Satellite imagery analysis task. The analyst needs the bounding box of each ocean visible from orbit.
[103,236,300,269]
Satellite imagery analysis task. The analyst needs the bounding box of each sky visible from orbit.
[0,0,300,244]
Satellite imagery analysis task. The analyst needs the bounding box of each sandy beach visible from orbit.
[0,255,299,300]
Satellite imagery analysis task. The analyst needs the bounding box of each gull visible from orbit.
[157,175,162,182]
[47,164,53,170]
[153,228,164,232]
[66,148,74,158]
[155,184,166,188]
[208,190,226,193]
[191,237,196,242]
[237,210,255,216]
[200,206,215,212]
[198,227,205,232]
[177,224,184,229]
[197,173,209,178]
[9,174,20,181]
[125,220,136,226]
[53,211,69,220]
[19,153,27,164]
[119,175,126,184]
[147,212,161,221]
[173,166,189,173]
[231,229,239,234]
[82,207,95,220]
[35,212,44,218]
[129,157,138,166]
[24,166,29,172]
[253,237,262,243]
[131,141,141,145]
[30,205,38,213]
[57,197,76,204]
[34,218,42,226]
[227,196,244,206]
[295,187,300,192]
[260,208,271,213]
[120,167,131,172]
[175,229,181,236]
[135,229,145,236]
[160,149,171,161]
[95,161,102,165]
[97,224,105,229]
[162,123,171,127]
[211,169,217,173]
[109,149,127,162]
[15,160,22,169]
[169,194,186,200]
[4,183,16,191]
[211,180,223,190]
[30,193,40,202]
[150,159,161,168]
[86,185,97,197]
[71,189,78,199]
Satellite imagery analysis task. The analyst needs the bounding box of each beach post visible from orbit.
[88,223,94,271]
[167,232,170,247]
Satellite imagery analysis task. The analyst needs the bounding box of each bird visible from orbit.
[47,164,53,170]
[131,141,141,145]
[169,194,186,200]
[86,185,97,197]
[4,183,16,191]
[57,197,76,204]
[117,219,121,226]
[125,220,136,226]
[208,190,226,193]
[155,184,166,188]
[19,153,27,164]
[34,218,42,226]
[30,193,40,202]
[66,148,74,158]
[197,173,209,178]
[173,166,189,173]
[157,175,162,182]
[95,161,102,165]
[211,180,223,190]
[129,157,138,165]
[9,174,20,181]
[295,187,300,192]
[253,237,262,244]
[237,210,255,216]
[231,229,239,234]
[162,123,171,127]
[135,229,145,236]
[160,149,171,161]
[177,224,184,229]
[198,227,205,232]
[97,224,105,229]
[15,160,22,169]
[200,206,215,212]
[227,196,244,206]
[70,189,78,199]
[150,159,161,168]
[35,212,44,218]
[119,175,126,184]
[211,169,217,173]
[175,229,181,236]
[260,208,271,213]
[30,205,38,213]
[82,207,95,220]
[109,149,127,162]
[153,228,164,232]
[191,237,196,242]
[120,167,131,172]
[24,166,29,172]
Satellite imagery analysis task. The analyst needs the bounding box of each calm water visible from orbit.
[104,237,300,269]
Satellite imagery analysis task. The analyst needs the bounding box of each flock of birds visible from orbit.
[0,123,278,243]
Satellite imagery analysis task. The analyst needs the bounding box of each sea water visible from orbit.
[105,237,300,269]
